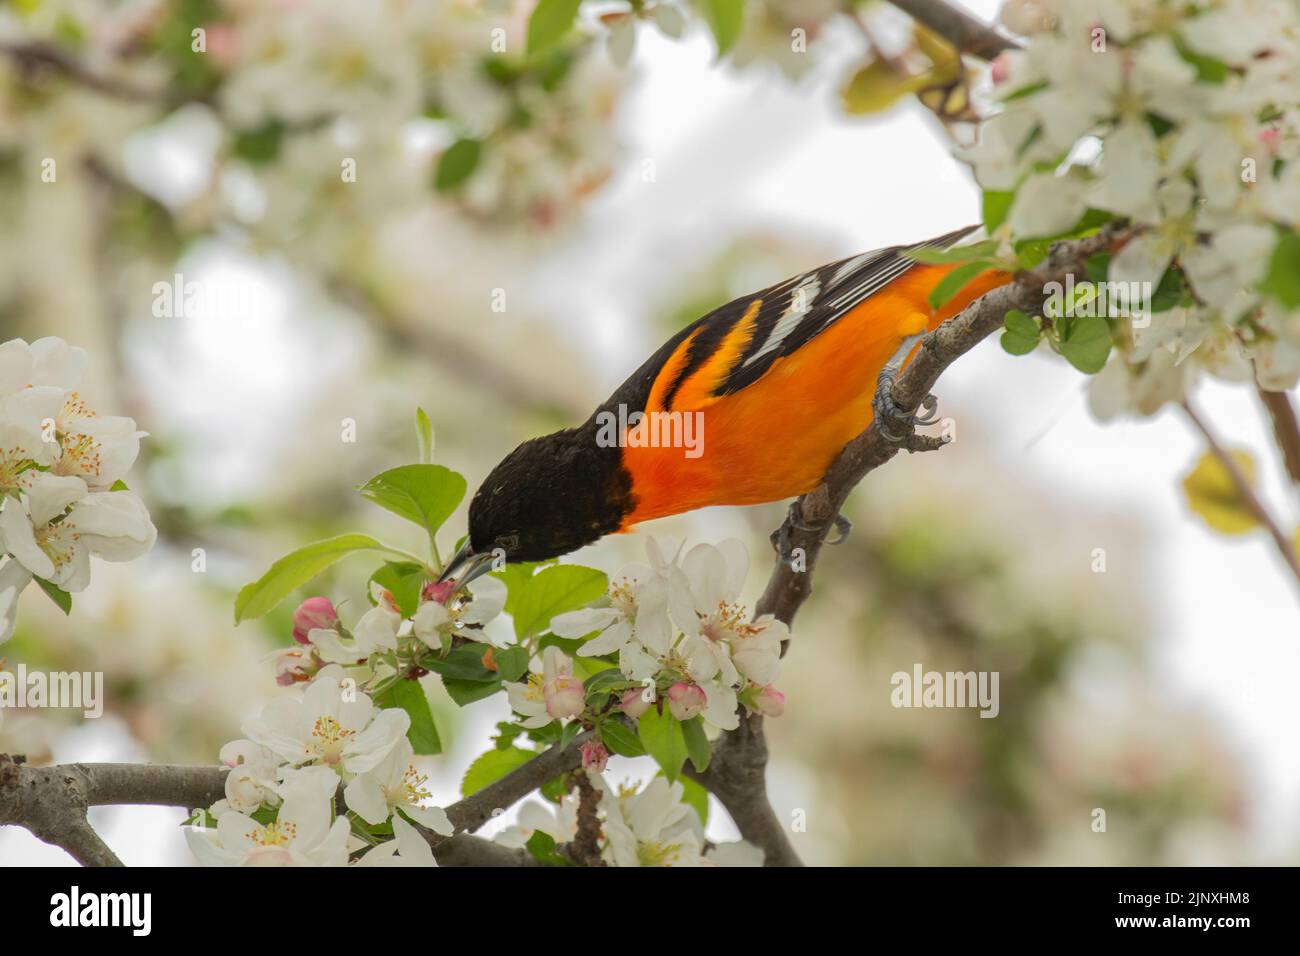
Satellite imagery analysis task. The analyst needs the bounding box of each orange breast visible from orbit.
[618,264,1011,528]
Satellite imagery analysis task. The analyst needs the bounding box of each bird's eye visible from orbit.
[497,532,520,551]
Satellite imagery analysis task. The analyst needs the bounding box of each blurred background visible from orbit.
[0,0,1295,865]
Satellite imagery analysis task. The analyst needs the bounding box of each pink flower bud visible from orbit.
[619,687,653,719]
[422,579,457,605]
[990,52,1012,86]
[581,740,610,773]
[544,675,586,720]
[292,597,337,645]
[755,685,785,718]
[667,682,706,721]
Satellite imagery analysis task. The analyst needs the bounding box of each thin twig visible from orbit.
[0,39,170,102]
[757,225,1127,627]
[1257,387,1300,486]
[1180,399,1300,590]
[439,729,594,835]
[882,0,1022,59]
[568,770,606,867]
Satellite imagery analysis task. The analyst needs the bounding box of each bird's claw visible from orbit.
[770,503,853,560]
[873,333,944,443]
[826,513,852,545]
[874,372,940,442]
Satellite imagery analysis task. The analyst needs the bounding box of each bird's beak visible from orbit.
[437,540,496,588]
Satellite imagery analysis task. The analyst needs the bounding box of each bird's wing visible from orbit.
[639,224,979,414]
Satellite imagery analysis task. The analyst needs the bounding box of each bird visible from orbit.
[439,224,1012,585]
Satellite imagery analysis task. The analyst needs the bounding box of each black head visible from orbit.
[466,424,635,564]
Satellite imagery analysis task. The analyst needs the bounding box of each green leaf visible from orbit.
[442,677,504,707]
[539,773,570,802]
[1086,252,1111,284]
[573,655,616,681]
[358,464,466,544]
[35,577,72,615]
[415,407,434,464]
[1182,449,1259,535]
[526,0,582,56]
[434,138,482,191]
[559,720,582,751]
[510,564,608,639]
[369,561,428,618]
[1014,238,1050,270]
[638,706,688,781]
[982,190,1014,231]
[905,239,1000,265]
[538,632,586,657]
[584,668,638,702]
[235,533,392,623]
[461,746,536,797]
[423,644,499,682]
[1001,79,1049,102]
[600,719,645,758]
[700,0,746,57]
[493,645,530,683]
[1174,38,1229,84]
[927,260,991,310]
[681,716,712,772]
[1000,309,1040,356]
[108,479,130,492]
[1151,267,1187,313]
[375,678,442,755]
[233,121,284,165]
[1260,232,1300,308]
[1059,314,1112,374]
[491,560,552,617]
[525,829,572,866]
[841,58,919,115]
[677,774,710,826]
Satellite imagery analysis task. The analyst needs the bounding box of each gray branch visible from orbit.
[883,0,1022,59]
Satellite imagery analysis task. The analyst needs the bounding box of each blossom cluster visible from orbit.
[202,429,780,865]
[187,660,452,867]
[548,538,787,732]
[0,337,155,644]
[971,0,1300,415]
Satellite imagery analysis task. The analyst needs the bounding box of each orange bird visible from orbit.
[441,225,1011,581]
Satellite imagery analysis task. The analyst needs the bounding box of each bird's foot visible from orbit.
[873,333,942,443]
[827,513,852,545]
[769,503,853,560]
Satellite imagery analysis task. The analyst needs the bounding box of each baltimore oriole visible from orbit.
[440,225,1012,582]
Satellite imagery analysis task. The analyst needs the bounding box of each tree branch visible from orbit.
[567,770,606,867]
[1257,387,1300,486]
[0,737,593,867]
[684,714,802,867]
[882,0,1022,59]
[440,730,593,837]
[0,40,170,103]
[685,226,1130,866]
[0,755,226,866]
[757,225,1125,627]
